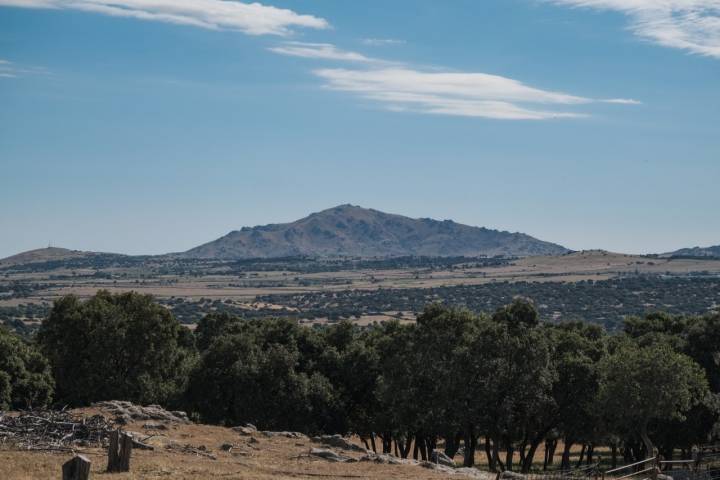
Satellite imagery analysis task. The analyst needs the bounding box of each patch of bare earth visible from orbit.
[0,406,492,480]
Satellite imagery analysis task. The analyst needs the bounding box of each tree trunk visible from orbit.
[494,438,506,471]
[370,433,377,454]
[544,439,557,470]
[445,432,462,458]
[522,438,543,473]
[463,427,477,468]
[576,444,586,468]
[486,436,496,472]
[611,444,618,469]
[506,445,515,472]
[561,440,573,470]
[640,424,655,459]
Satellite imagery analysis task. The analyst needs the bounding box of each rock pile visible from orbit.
[93,400,190,424]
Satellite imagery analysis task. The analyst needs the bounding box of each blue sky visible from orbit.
[1,0,718,257]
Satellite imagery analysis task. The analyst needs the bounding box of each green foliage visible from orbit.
[598,340,709,453]
[0,327,54,409]
[187,318,338,433]
[37,291,196,407]
[19,290,719,470]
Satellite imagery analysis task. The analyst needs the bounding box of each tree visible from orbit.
[186,318,338,433]
[598,341,709,456]
[38,291,196,406]
[0,326,54,409]
[194,312,243,351]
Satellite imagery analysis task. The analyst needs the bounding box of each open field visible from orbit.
[0,405,601,480]
[2,251,719,333]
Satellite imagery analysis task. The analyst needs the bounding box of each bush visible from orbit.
[0,326,54,409]
[38,291,196,406]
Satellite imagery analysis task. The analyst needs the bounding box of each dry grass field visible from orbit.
[0,406,499,480]
[4,251,720,309]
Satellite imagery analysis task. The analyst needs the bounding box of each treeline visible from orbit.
[1,290,718,472]
[257,276,720,330]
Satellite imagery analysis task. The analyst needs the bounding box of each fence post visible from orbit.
[62,455,91,480]
[107,428,133,472]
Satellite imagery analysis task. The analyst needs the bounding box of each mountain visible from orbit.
[181,204,569,259]
[0,247,126,267]
[0,247,90,266]
[663,245,720,258]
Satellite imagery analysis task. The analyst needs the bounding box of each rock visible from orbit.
[220,443,234,451]
[359,453,416,465]
[422,462,488,478]
[500,471,526,480]
[248,437,259,444]
[261,431,306,439]
[311,434,366,452]
[233,425,257,436]
[309,447,356,463]
[430,450,456,467]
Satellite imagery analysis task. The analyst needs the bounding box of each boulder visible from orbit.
[311,434,366,452]
[360,453,417,465]
[261,431,306,439]
[309,447,356,463]
[430,450,456,467]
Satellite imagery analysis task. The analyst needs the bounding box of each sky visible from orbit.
[0,0,718,258]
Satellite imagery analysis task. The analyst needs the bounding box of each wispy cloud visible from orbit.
[0,0,329,36]
[269,42,377,63]
[313,67,637,120]
[0,59,49,79]
[550,0,720,58]
[361,38,406,47]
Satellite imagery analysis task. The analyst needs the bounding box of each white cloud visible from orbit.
[361,38,406,47]
[269,42,377,63]
[0,0,329,36]
[551,0,720,58]
[0,59,50,78]
[314,67,636,120]
[603,98,643,104]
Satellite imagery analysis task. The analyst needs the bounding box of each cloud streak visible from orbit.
[551,0,720,58]
[0,59,49,78]
[314,67,637,120]
[0,0,329,36]
[269,42,378,63]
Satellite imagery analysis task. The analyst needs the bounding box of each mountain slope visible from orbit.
[0,247,89,266]
[663,245,720,258]
[181,205,569,259]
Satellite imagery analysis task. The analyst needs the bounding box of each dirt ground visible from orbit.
[0,407,498,480]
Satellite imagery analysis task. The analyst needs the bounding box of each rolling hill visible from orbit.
[664,244,720,258]
[180,204,569,259]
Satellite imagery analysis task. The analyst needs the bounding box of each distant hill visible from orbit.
[663,245,720,258]
[0,247,91,266]
[180,204,569,259]
[0,247,126,268]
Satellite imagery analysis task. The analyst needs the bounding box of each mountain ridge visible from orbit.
[179,204,570,259]
[663,244,720,258]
